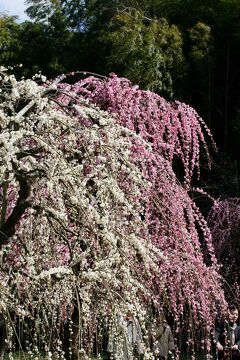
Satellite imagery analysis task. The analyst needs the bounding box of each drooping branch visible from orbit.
[0,172,9,227]
[0,175,31,247]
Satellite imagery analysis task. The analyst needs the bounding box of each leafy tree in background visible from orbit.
[25,1,186,97]
[23,0,213,101]
[0,11,86,80]
[25,0,157,30]
[17,21,53,76]
[100,10,184,98]
[0,15,21,67]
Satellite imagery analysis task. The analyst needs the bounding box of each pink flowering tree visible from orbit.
[208,198,240,303]
[67,73,216,187]
[0,68,226,359]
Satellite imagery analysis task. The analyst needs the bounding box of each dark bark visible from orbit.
[0,175,31,247]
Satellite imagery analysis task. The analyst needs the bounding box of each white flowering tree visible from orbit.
[0,69,226,359]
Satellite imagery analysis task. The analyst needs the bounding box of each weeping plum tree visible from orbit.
[0,68,226,359]
[208,198,240,303]
[68,73,216,187]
